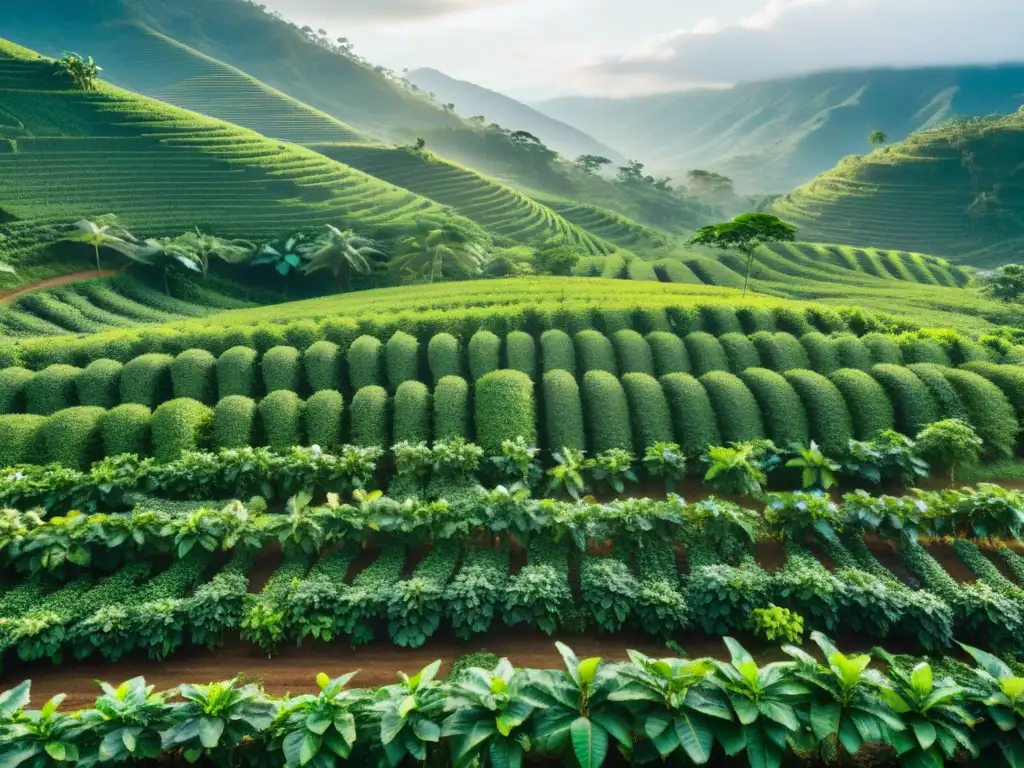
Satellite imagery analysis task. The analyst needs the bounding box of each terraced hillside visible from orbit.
[313,143,614,255]
[0,39,476,274]
[772,112,1024,266]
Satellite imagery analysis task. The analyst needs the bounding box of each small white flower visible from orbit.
[310,445,322,458]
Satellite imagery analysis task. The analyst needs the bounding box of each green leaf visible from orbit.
[306,713,331,735]
[44,742,66,761]
[414,719,441,742]
[578,657,602,684]
[398,695,418,717]
[283,730,305,768]
[570,717,608,768]
[199,716,224,748]
[489,735,524,768]
[911,719,937,750]
[300,732,321,765]
[911,663,932,695]
[675,712,714,764]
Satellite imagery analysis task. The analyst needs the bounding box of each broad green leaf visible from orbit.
[489,735,524,768]
[570,717,608,768]
[810,699,841,740]
[675,712,714,764]
[398,695,418,717]
[44,742,66,761]
[0,681,30,718]
[911,664,933,697]
[199,716,225,748]
[911,719,937,750]
[578,657,602,685]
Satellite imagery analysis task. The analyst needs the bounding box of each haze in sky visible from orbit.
[264,0,1023,100]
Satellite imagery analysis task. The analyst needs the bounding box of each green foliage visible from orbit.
[684,332,729,376]
[393,381,431,445]
[646,331,690,376]
[151,399,213,463]
[587,449,638,495]
[687,212,798,295]
[428,333,463,383]
[621,372,674,450]
[545,448,589,501]
[347,335,384,391]
[0,414,45,466]
[749,604,804,643]
[786,441,841,489]
[843,430,929,486]
[964,361,1024,425]
[261,346,302,395]
[703,442,767,495]
[915,418,984,483]
[610,330,655,375]
[491,437,543,491]
[384,331,418,391]
[582,370,633,452]
[575,330,618,375]
[642,442,687,492]
[217,346,258,399]
[862,333,904,365]
[834,334,873,370]
[171,349,216,403]
[257,390,303,452]
[213,395,257,450]
[981,263,1024,302]
[468,330,501,382]
[765,491,843,544]
[542,370,585,452]
[120,354,173,409]
[40,406,105,469]
[444,547,510,640]
[739,368,810,446]
[752,331,809,372]
[827,368,894,439]
[870,364,940,436]
[800,332,841,374]
[700,371,765,443]
[0,367,33,414]
[350,386,389,448]
[387,541,460,648]
[941,368,1019,458]
[303,340,341,393]
[906,363,969,422]
[902,337,952,366]
[661,373,721,456]
[28,364,82,416]
[76,359,123,409]
[784,370,854,456]
[719,332,761,373]
[101,404,151,457]
[304,390,344,449]
[540,329,576,376]
[504,539,571,634]
[475,370,536,452]
[433,375,470,442]
[505,331,536,380]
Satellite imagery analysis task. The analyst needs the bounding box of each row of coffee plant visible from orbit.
[1,636,1021,768]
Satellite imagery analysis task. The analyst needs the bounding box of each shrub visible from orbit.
[393,381,431,445]
[622,373,674,449]
[151,399,213,462]
[833,334,873,371]
[348,335,384,390]
[660,373,721,456]
[906,364,968,422]
[428,333,463,384]
[783,370,854,456]
[102,404,151,457]
[0,415,45,466]
[574,330,617,374]
[303,341,342,393]
[468,331,501,382]
[581,371,633,452]
[251,324,287,353]
[901,337,951,366]
[213,395,258,449]
[752,332,808,372]
[259,390,304,451]
[773,307,813,336]
[433,376,469,442]
[700,371,765,443]
[217,346,258,399]
[915,419,983,483]
[171,349,216,403]
[684,332,729,376]
[739,368,810,446]
[28,364,82,415]
[699,305,743,335]
[611,330,655,375]
[942,369,1019,457]
[304,390,345,449]
[737,306,776,334]
[542,370,586,452]
[120,354,173,408]
[505,331,537,380]
[261,346,302,394]
[870,365,940,435]
[539,329,579,377]
[475,370,536,452]
[76,359,123,409]
[646,332,690,376]
[863,333,903,365]
[384,332,419,391]
[800,332,841,375]
[963,362,1024,424]
[283,318,322,350]
[0,367,32,414]
[719,333,760,373]
[828,369,895,439]
[41,406,105,469]
[350,386,389,448]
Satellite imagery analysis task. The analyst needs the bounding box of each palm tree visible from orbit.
[302,225,386,289]
[133,237,202,294]
[170,229,254,275]
[64,215,140,277]
[868,130,888,146]
[389,225,487,284]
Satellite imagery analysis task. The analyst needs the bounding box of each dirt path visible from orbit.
[0,270,118,302]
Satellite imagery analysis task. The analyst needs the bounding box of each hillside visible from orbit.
[536,64,1024,193]
[771,112,1024,266]
[407,68,624,163]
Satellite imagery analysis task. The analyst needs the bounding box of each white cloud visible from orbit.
[262,0,514,22]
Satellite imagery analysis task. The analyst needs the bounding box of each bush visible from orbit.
[773,307,813,336]
[901,337,951,366]
[581,371,633,452]
[120,354,173,408]
[699,305,743,335]
[783,370,854,456]
[752,332,808,373]
[622,373,674,449]
[906,364,969,422]
[468,331,501,382]
[575,330,617,375]
[719,333,760,374]
[542,370,586,452]
[304,390,344,449]
[213,395,258,449]
[700,372,765,443]
[540,329,576,375]
[0,367,33,414]
[304,341,342,393]
[283,319,322,350]
[433,375,470,442]
[76,359,123,409]
[350,386,389,448]
[102,404,151,457]
[915,419,983,483]
[28,364,82,415]
[393,381,431,445]
[171,349,217,403]
[384,332,419,391]
[217,346,258,399]
[428,333,463,384]
[834,334,873,371]
[963,362,1024,424]
[0,415,46,466]
[870,365,940,435]
[611,330,655,375]
[800,333,841,375]
[828,369,894,439]
[151,399,213,463]
[261,346,302,394]
[41,406,105,469]
[737,306,776,334]
[475,370,536,452]
[684,332,729,376]
[942,369,1019,457]
[258,390,304,451]
[740,368,810,446]
[505,331,537,380]
[646,332,689,376]
[863,333,903,365]
[660,373,721,455]
[348,335,384,390]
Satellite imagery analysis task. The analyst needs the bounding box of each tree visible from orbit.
[574,154,612,174]
[390,224,487,283]
[686,212,798,297]
[686,169,734,199]
[54,52,101,91]
[868,130,888,146]
[64,215,141,277]
[914,419,983,484]
[168,229,254,275]
[442,103,456,113]
[981,263,1024,302]
[302,225,386,288]
[133,237,202,294]
[411,136,427,151]
[533,243,583,276]
[468,115,486,124]
[616,159,647,184]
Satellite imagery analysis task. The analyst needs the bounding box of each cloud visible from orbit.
[262,0,511,22]
[584,0,1024,92]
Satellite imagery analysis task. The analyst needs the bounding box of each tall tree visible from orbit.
[64,215,140,277]
[169,229,254,275]
[302,225,386,288]
[133,237,202,294]
[981,263,1024,303]
[868,130,888,146]
[574,154,612,174]
[390,225,486,284]
[686,213,798,297]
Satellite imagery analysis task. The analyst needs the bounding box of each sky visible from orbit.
[264,0,1024,101]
